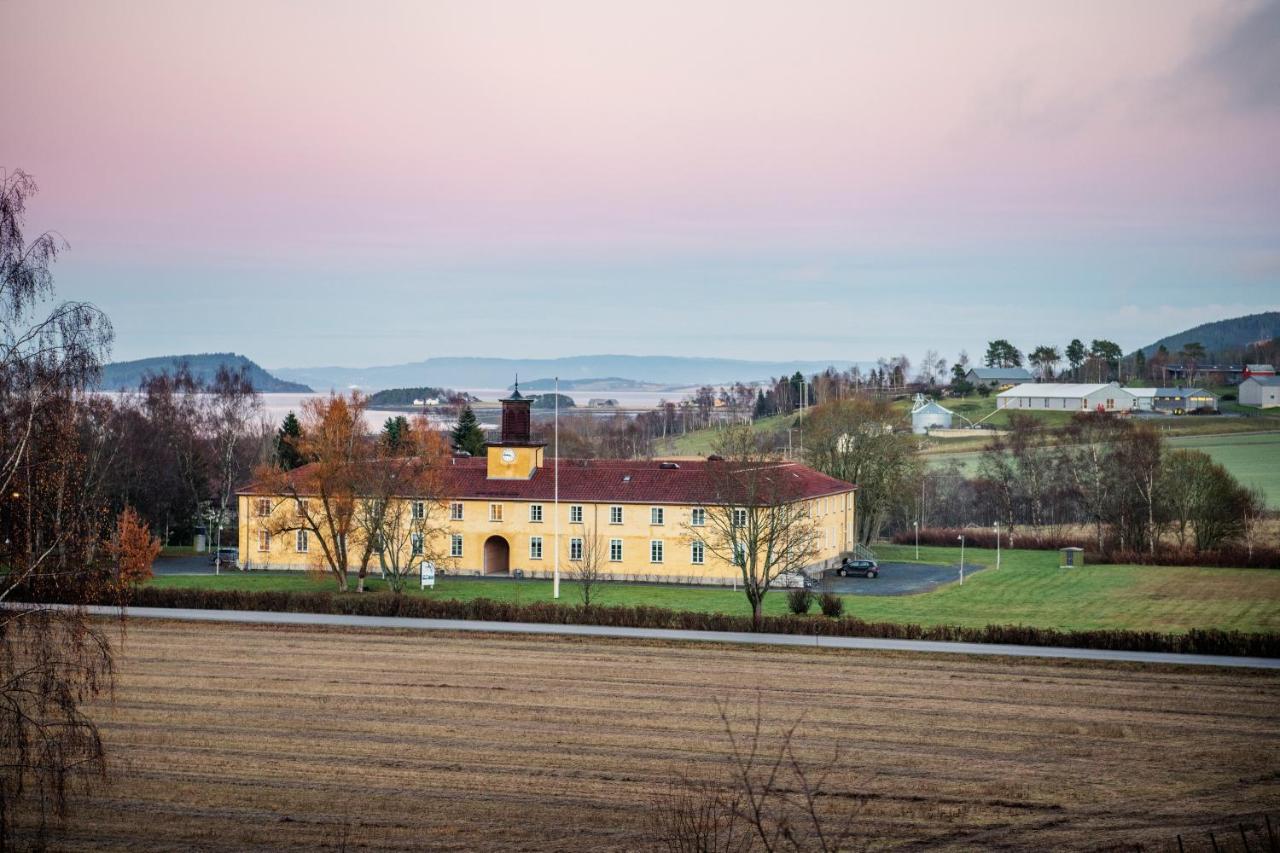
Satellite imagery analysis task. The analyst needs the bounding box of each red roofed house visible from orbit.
[238,390,856,585]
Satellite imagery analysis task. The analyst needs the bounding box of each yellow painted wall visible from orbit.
[237,489,856,586]
[485,445,544,479]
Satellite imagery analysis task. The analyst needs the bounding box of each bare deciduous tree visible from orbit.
[567,529,607,608]
[652,697,864,853]
[692,427,819,629]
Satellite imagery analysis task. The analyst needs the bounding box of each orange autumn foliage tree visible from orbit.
[111,506,162,586]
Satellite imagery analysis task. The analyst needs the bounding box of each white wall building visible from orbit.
[1240,376,1280,408]
[996,383,1137,412]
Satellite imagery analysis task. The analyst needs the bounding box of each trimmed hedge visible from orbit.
[58,586,1280,658]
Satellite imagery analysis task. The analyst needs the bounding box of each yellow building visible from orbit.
[238,389,857,585]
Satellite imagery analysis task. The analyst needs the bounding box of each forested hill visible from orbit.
[97,353,313,392]
[1137,312,1280,358]
[366,386,474,406]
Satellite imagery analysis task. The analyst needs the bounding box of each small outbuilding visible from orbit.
[1240,376,1280,408]
[910,394,954,434]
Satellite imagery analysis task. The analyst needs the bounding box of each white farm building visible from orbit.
[1240,376,1280,408]
[996,383,1137,413]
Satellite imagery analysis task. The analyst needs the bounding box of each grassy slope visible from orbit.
[657,412,796,456]
[925,430,1280,507]
[148,543,1280,634]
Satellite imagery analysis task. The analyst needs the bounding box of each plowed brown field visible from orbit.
[35,621,1280,851]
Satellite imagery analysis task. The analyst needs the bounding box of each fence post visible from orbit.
[1176,834,1184,853]
[1209,830,1220,853]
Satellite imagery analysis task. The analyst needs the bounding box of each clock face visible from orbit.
[501,449,516,463]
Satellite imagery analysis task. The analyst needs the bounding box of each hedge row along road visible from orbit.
[82,606,1280,668]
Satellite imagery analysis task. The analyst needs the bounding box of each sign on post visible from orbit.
[420,560,436,589]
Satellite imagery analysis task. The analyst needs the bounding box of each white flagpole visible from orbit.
[553,375,560,599]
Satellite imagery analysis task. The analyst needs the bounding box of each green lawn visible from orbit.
[148,544,1280,634]
[925,430,1280,507]
[658,412,797,456]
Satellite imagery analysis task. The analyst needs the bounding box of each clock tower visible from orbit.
[486,382,546,479]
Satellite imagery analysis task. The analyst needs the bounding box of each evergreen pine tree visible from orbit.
[451,405,486,456]
[275,411,304,470]
[382,415,410,450]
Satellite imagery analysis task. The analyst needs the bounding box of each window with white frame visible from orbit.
[733,541,745,565]
[412,501,425,520]
[691,540,704,564]
[570,504,583,523]
[570,537,583,561]
[691,507,706,526]
[732,508,747,527]
[255,498,271,517]
[650,507,664,525]
[295,530,308,553]
[411,532,424,555]
[529,504,543,522]
[609,538,623,561]
[450,534,463,557]
[258,529,270,552]
[450,502,464,521]
[529,536,543,559]
[489,503,504,522]
[610,505,623,524]
[650,540,664,563]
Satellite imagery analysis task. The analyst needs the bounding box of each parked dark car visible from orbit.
[836,558,879,579]
[208,547,238,565]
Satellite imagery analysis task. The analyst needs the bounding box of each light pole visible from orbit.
[994,521,1001,570]
[913,520,919,561]
[956,534,965,585]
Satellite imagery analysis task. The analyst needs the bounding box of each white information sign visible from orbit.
[420,560,436,589]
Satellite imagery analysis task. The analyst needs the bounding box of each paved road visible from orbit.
[818,561,984,596]
[80,605,1280,669]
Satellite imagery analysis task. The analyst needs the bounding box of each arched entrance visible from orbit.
[483,536,510,576]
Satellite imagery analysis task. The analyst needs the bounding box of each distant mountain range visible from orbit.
[97,353,313,393]
[1136,312,1280,358]
[270,356,866,393]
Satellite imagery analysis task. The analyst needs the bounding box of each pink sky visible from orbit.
[3,0,1278,364]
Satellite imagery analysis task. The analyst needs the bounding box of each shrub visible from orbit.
[892,527,1091,551]
[785,587,814,615]
[818,592,844,618]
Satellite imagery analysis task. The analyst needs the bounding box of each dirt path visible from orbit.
[34,620,1280,851]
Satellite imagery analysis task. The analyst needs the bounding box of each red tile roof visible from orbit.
[241,457,855,505]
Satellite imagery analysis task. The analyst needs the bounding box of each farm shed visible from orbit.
[1239,376,1280,408]
[965,367,1033,389]
[996,383,1137,413]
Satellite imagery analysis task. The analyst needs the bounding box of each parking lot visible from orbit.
[817,561,984,596]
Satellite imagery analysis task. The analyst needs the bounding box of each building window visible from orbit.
[570,537,583,561]
[530,537,543,559]
[609,539,623,562]
[255,498,271,517]
[732,508,747,527]
[650,540,664,563]
[295,530,308,553]
[570,504,583,523]
[489,503,504,522]
[450,502,464,521]
[733,541,746,566]
[610,505,623,524]
[691,507,706,526]
[450,534,463,558]
[411,532,424,556]
[257,529,270,552]
[650,507,664,525]
[412,501,425,520]
[691,540,704,565]
[529,504,543,523]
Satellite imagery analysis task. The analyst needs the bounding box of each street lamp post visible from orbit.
[956,534,965,585]
[913,520,919,561]
[994,521,1001,570]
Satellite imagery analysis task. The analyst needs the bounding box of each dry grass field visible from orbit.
[31,620,1280,851]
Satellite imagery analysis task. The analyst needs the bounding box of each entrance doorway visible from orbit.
[483,536,510,576]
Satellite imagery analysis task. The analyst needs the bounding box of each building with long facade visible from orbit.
[237,389,857,585]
